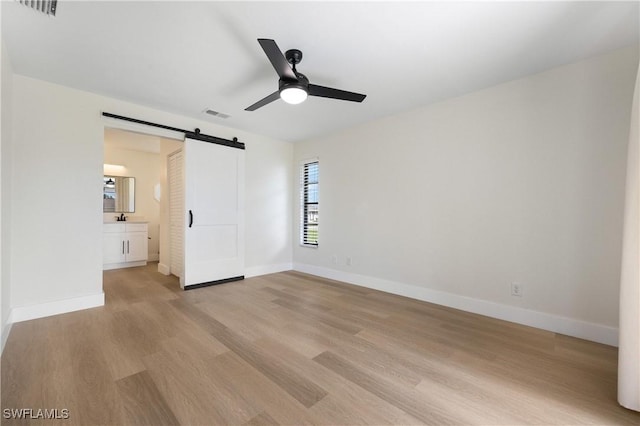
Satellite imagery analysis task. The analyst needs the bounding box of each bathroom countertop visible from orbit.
[103,221,148,224]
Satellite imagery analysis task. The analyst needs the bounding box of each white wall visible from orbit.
[1,37,14,351]
[245,134,294,276]
[9,74,293,321]
[103,143,162,260]
[294,45,639,345]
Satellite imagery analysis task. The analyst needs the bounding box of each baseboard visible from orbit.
[1,320,13,355]
[157,262,170,275]
[9,293,105,324]
[103,261,146,271]
[293,263,619,347]
[245,263,293,278]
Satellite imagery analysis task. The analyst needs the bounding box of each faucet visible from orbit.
[116,213,126,222]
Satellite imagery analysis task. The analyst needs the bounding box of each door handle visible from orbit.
[127,240,130,254]
[189,210,193,228]
[122,241,125,254]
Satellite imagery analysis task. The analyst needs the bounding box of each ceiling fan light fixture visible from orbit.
[280,86,308,105]
[245,39,366,111]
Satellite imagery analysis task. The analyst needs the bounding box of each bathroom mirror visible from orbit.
[103,176,135,213]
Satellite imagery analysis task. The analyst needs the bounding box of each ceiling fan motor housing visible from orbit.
[285,49,303,65]
[279,73,309,91]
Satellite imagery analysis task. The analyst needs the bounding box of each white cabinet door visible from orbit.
[183,137,245,287]
[103,232,126,264]
[103,223,148,269]
[126,232,148,262]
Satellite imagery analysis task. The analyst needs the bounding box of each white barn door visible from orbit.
[183,136,245,288]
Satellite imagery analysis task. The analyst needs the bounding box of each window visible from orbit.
[301,160,319,246]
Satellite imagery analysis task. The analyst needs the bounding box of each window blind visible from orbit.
[301,160,319,246]
[17,0,57,16]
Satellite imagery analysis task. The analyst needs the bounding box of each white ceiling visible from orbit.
[3,1,639,142]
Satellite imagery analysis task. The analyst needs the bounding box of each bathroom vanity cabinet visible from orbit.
[103,222,148,270]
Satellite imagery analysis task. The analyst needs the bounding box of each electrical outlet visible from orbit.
[346,257,352,266]
[511,282,523,297]
[331,255,338,265]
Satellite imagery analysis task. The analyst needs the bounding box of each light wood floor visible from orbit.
[2,264,639,425]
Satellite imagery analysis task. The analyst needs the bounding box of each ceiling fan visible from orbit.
[245,38,367,111]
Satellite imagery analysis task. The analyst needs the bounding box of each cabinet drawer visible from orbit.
[104,223,126,233]
[125,223,148,233]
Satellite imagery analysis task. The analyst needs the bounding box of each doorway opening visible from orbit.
[102,126,183,288]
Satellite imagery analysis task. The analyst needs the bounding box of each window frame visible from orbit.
[300,158,319,248]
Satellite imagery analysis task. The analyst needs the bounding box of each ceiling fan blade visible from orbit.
[308,84,366,103]
[258,39,297,81]
[245,91,280,111]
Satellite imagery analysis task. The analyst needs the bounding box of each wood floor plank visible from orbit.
[313,350,462,425]
[414,378,538,425]
[244,411,280,426]
[87,307,165,382]
[142,345,259,425]
[281,271,372,296]
[170,297,329,408]
[271,298,364,335]
[116,371,180,425]
[207,351,319,425]
[2,264,638,425]
[213,329,329,409]
[253,337,423,425]
[1,321,52,411]
[1,319,81,425]
[261,287,333,312]
[265,315,423,389]
[196,299,288,342]
[65,317,125,425]
[158,320,229,360]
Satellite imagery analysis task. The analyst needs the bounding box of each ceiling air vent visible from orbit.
[17,0,57,16]
[204,109,231,120]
